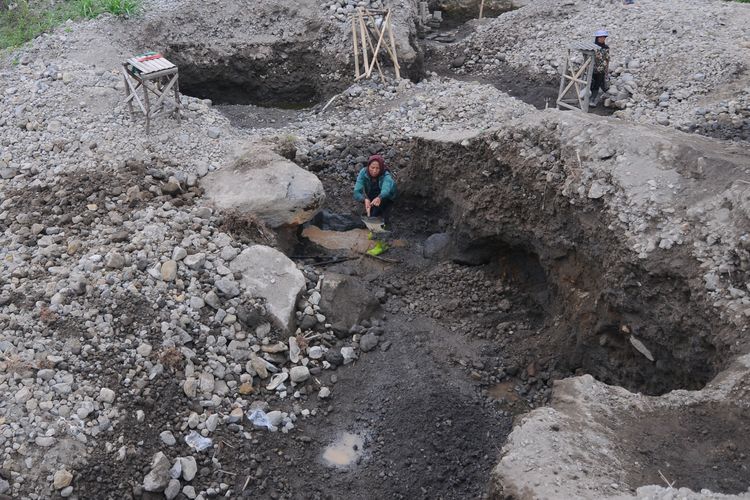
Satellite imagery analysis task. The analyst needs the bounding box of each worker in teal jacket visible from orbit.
[354,154,397,256]
[353,154,397,222]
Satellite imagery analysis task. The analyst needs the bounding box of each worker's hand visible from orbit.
[372,197,382,207]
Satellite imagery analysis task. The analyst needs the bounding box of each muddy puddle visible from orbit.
[322,432,366,468]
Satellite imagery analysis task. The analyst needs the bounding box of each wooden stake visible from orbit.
[479,0,485,19]
[352,18,360,78]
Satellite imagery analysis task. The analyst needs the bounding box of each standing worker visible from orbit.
[590,29,610,108]
[353,154,397,256]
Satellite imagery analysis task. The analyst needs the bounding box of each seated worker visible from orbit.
[353,154,397,256]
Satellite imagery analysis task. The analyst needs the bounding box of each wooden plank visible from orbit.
[141,67,179,80]
[556,100,579,111]
[582,53,595,113]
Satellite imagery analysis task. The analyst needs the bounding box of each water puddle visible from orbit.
[322,432,365,468]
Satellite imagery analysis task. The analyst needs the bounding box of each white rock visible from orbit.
[230,245,306,331]
[98,387,116,403]
[181,456,198,481]
[203,148,325,228]
[290,366,310,383]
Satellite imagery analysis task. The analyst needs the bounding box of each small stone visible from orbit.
[324,349,344,367]
[216,277,240,298]
[160,431,177,446]
[165,479,181,500]
[15,387,32,404]
[184,253,206,270]
[98,387,116,403]
[172,247,187,261]
[204,291,221,309]
[143,452,171,492]
[290,366,310,383]
[207,127,221,139]
[359,334,379,352]
[161,260,178,281]
[183,485,197,499]
[238,382,254,395]
[60,486,74,497]
[228,407,244,423]
[105,251,125,269]
[35,436,56,447]
[266,410,283,426]
[318,387,331,399]
[341,347,357,364]
[206,414,219,432]
[183,378,198,398]
[181,456,198,481]
[137,343,153,357]
[53,469,73,489]
[162,181,182,195]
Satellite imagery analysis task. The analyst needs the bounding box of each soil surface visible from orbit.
[620,402,750,495]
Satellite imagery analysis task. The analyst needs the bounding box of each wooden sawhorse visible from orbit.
[122,52,181,134]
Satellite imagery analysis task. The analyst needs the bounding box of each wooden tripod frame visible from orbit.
[350,8,401,82]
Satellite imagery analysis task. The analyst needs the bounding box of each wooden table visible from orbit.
[121,52,181,133]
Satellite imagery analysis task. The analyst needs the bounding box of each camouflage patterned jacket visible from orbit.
[594,44,610,75]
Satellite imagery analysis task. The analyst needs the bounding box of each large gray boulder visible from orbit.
[204,148,325,228]
[229,245,306,332]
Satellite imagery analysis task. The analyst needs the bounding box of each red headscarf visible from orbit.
[367,154,386,178]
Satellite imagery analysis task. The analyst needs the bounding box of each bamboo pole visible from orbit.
[369,10,401,78]
[352,17,360,78]
[385,13,401,79]
[365,10,390,77]
[479,0,485,19]
[360,12,386,82]
[357,11,370,78]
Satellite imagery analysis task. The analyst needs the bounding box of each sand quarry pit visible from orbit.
[1,0,750,499]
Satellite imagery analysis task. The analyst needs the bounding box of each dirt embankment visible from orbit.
[401,122,740,397]
[136,0,424,107]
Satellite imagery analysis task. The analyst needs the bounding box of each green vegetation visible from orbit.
[0,0,141,50]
